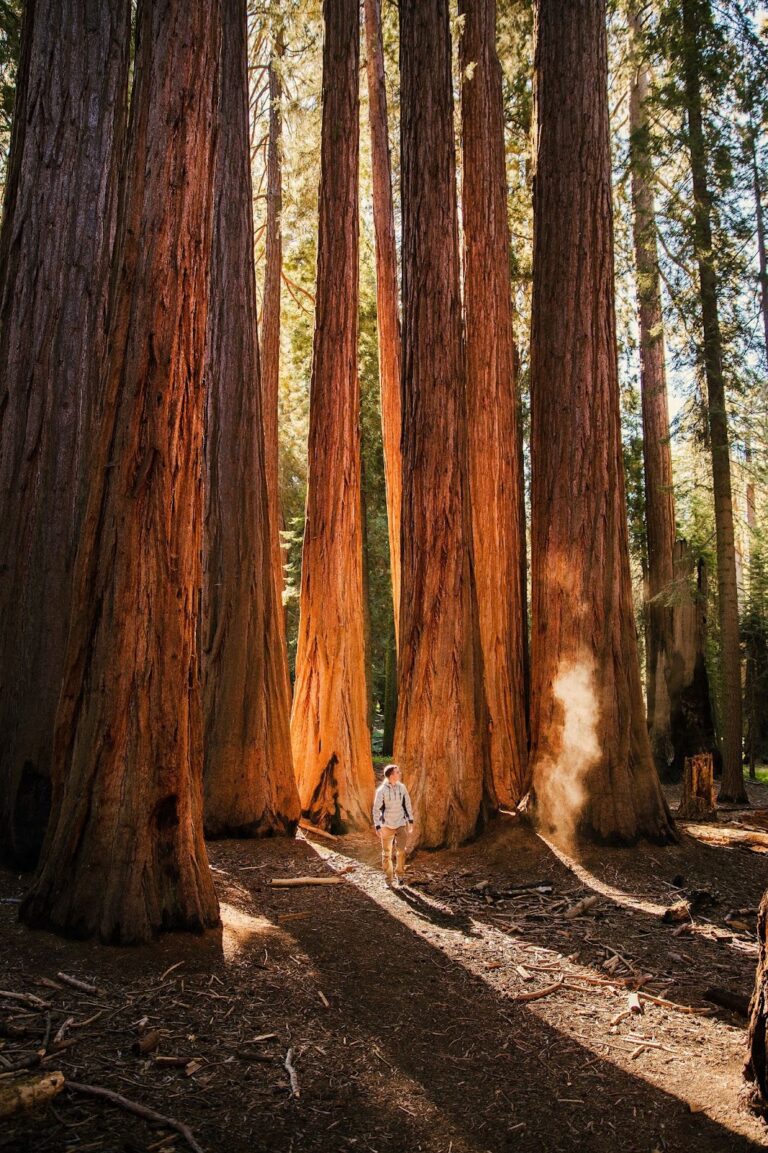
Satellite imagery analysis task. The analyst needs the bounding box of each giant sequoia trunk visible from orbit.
[629,12,677,774]
[202,0,299,838]
[20,0,221,944]
[363,0,402,648]
[260,20,290,688]
[529,0,674,844]
[459,0,528,808]
[395,0,490,849]
[0,0,130,868]
[290,0,374,832]
[680,0,746,804]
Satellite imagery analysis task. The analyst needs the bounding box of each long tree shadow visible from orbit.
[251,837,765,1153]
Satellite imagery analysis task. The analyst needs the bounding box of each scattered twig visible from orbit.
[284,1048,300,1097]
[65,1080,205,1153]
[56,973,99,995]
[0,991,49,1009]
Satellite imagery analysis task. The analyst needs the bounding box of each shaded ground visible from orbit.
[2,784,768,1152]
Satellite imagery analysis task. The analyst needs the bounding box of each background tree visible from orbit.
[395,0,490,849]
[0,0,131,867]
[20,0,221,944]
[529,0,674,844]
[459,0,528,809]
[203,0,299,838]
[677,0,745,803]
[290,0,375,831]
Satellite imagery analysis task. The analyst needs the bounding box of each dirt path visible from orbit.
[3,792,768,1151]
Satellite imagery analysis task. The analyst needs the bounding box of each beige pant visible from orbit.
[380,825,409,880]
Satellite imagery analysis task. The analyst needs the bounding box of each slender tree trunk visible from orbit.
[459,0,528,808]
[0,0,130,868]
[363,0,402,648]
[202,0,299,839]
[752,138,768,365]
[290,0,375,833]
[395,0,490,849]
[260,20,290,691]
[680,0,745,803]
[529,0,674,845]
[669,542,721,776]
[20,0,221,944]
[628,10,687,777]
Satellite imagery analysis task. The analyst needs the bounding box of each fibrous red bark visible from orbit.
[260,19,290,690]
[529,0,674,844]
[0,0,130,867]
[20,0,222,944]
[363,0,402,648]
[459,0,528,809]
[290,0,375,833]
[395,0,490,849]
[202,0,299,838]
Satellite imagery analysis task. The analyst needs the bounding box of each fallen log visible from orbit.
[298,820,336,841]
[703,986,750,1017]
[269,877,342,888]
[0,1071,64,1118]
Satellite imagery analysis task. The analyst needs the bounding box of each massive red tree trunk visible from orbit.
[529,0,674,844]
[395,0,490,849]
[459,0,528,808]
[290,0,374,832]
[680,0,745,804]
[363,0,402,648]
[202,0,299,838]
[0,0,130,867]
[20,0,221,944]
[260,19,290,688]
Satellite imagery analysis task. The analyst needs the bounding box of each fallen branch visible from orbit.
[269,877,341,888]
[284,1048,300,1097]
[65,1080,205,1153]
[0,990,49,1009]
[564,895,600,919]
[638,991,712,1015]
[512,979,563,1004]
[56,972,99,995]
[298,820,336,841]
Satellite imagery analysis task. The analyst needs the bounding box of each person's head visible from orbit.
[384,763,401,784]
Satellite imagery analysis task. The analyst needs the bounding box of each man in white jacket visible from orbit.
[372,764,414,887]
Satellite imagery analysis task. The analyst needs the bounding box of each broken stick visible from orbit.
[284,1048,300,1097]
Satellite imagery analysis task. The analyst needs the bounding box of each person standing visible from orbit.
[372,764,414,886]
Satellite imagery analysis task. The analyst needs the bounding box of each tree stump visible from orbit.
[678,753,716,820]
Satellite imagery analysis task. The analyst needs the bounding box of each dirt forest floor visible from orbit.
[4,786,768,1152]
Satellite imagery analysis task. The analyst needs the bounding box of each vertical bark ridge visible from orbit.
[202,0,299,838]
[0,0,131,867]
[395,0,490,850]
[459,0,529,808]
[290,0,375,833]
[529,0,674,845]
[363,0,402,650]
[20,0,222,944]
